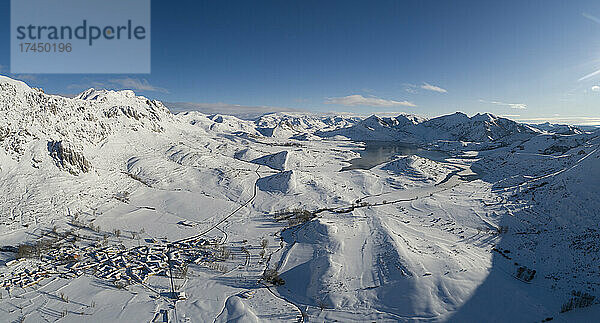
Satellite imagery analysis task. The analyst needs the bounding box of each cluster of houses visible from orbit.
[2,261,53,290]
[1,236,224,291]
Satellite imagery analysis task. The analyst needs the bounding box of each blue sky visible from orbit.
[2,0,600,124]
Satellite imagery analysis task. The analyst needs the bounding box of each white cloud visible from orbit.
[325,94,416,107]
[578,69,600,81]
[403,84,419,94]
[480,99,527,109]
[13,74,38,82]
[421,82,447,93]
[369,111,412,117]
[167,102,303,120]
[515,116,600,126]
[67,78,169,93]
[591,85,600,92]
[108,78,169,93]
[583,12,600,25]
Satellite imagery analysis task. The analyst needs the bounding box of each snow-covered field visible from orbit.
[0,75,598,322]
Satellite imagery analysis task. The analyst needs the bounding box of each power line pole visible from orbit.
[167,245,179,323]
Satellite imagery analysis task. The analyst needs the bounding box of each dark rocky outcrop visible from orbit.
[48,141,91,175]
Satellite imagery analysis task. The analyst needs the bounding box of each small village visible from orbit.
[1,225,231,299]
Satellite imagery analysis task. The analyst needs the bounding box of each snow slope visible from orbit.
[0,75,598,322]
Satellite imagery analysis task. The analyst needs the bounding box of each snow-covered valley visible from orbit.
[0,75,598,322]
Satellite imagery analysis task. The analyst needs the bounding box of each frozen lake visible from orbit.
[341,141,448,171]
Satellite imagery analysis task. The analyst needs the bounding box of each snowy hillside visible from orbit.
[254,113,362,138]
[528,122,585,135]
[0,75,598,322]
[320,112,541,150]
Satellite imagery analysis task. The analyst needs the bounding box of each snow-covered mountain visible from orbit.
[0,75,598,322]
[528,121,585,135]
[320,112,541,148]
[0,75,170,163]
[253,112,362,138]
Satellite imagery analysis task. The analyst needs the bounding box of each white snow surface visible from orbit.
[0,75,599,322]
